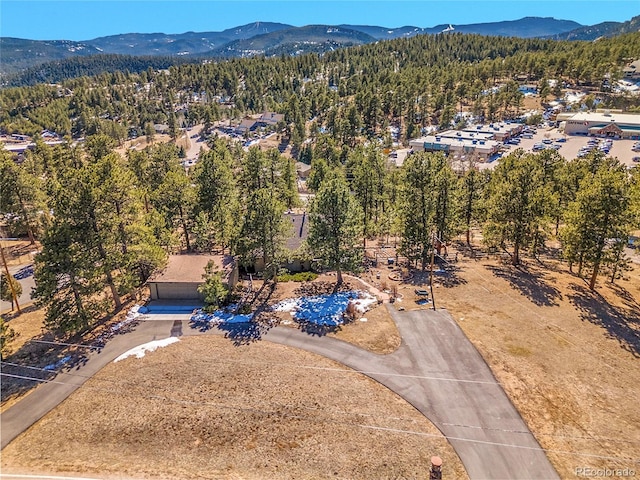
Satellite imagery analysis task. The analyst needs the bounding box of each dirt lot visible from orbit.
[2,241,639,479]
[1,336,467,480]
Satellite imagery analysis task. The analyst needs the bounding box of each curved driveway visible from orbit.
[1,307,559,479]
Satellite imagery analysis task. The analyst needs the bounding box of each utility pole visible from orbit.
[0,242,21,314]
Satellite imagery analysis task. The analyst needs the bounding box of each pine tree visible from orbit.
[399,152,455,269]
[0,151,49,244]
[237,188,289,281]
[349,145,387,246]
[194,140,240,253]
[0,274,22,312]
[483,150,547,266]
[308,175,363,284]
[560,159,631,290]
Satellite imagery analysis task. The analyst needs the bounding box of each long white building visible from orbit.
[559,111,640,140]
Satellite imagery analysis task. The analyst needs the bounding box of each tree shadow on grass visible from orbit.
[402,263,468,289]
[1,331,97,405]
[487,264,563,307]
[568,283,640,358]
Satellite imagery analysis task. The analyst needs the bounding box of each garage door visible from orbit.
[152,282,202,300]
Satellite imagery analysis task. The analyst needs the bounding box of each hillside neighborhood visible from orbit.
[1,13,640,480]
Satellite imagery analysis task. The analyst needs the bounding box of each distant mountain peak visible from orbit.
[1,16,636,77]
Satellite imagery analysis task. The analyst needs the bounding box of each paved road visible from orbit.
[1,263,36,314]
[1,307,559,479]
[263,308,559,480]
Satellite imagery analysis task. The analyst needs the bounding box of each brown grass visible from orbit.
[399,243,640,479]
[3,249,639,478]
[1,336,467,479]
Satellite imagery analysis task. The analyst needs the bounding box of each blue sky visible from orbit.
[1,1,638,41]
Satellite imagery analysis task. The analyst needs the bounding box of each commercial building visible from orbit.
[623,60,640,80]
[463,122,523,141]
[407,122,521,160]
[408,135,501,160]
[560,111,640,139]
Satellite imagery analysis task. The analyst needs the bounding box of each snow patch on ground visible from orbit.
[114,337,180,362]
[191,308,253,326]
[272,291,378,326]
[189,291,379,328]
[44,355,72,371]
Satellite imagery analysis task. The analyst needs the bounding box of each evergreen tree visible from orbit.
[308,175,363,284]
[560,158,631,290]
[194,140,240,253]
[237,188,289,281]
[0,152,49,243]
[198,260,229,312]
[399,152,455,269]
[456,166,486,246]
[349,145,387,246]
[153,170,196,252]
[483,150,547,266]
[0,274,22,312]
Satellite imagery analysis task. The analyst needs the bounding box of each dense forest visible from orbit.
[1,31,640,335]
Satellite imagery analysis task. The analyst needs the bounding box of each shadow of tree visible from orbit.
[1,333,96,404]
[568,283,640,357]
[487,264,563,307]
[295,318,345,337]
[217,320,273,346]
[1,301,141,405]
[401,264,468,289]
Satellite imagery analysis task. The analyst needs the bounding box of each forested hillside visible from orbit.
[1,30,640,334]
[2,31,640,138]
[0,16,584,77]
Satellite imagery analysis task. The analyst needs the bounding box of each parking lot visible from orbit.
[499,125,640,168]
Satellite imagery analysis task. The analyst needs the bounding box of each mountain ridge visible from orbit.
[2,16,636,78]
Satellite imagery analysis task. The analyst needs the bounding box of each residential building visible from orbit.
[259,111,285,126]
[147,254,238,301]
[623,60,640,80]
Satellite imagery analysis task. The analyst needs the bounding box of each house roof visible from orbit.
[235,119,258,132]
[296,161,312,172]
[260,112,285,125]
[149,254,235,283]
[284,212,309,251]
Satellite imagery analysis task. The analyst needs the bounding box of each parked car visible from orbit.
[633,156,640,163]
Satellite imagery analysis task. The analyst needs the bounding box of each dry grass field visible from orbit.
[1,336,467,480]
[385,243,640,479]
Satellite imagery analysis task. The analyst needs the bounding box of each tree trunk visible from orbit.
[16,190,36,245]
[336,268,343,285]
[106,270,122,310]
[89,213,122,310]
[589,261,600,291]
[179,205,191,251]
[512,242,520,266]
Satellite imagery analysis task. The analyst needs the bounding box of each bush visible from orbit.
[238,303,252,314]
[277,271,319,282]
